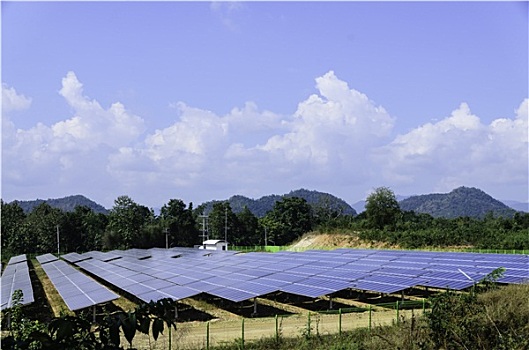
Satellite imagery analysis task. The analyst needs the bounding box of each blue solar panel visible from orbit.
[158,285,201,300]
[36,253,59,265]
[1,258,34,310]
[61,252,91,263]
[421,279,475,290]
[280,283,333,298]
[185,280,223,293]
[352,280,406,294]
[60,247,527,303]
[362,274,425,287]
[208,287,256,302]
[375,267,425,278]
[8,254,28,265]
[255,278,290,289]
[264,272,307,283]
[298,277,352,292]
[40,260,118,311]
[82,251,121,262]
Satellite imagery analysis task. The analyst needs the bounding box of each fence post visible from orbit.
[206,321,209,350]
[241,318,245,349]
[422,298,426,314]
[307,312,311,337]
[168,325,172,350]
[275,314,279,342]
[368,305,372,333]
[396,301,400,325]
[338,308,342,335]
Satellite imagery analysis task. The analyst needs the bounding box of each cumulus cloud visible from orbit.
[2,70,527,207]
[2,84,32,113]
[2,72,146,202]
[105,71,397,201]
[377,99,528,195]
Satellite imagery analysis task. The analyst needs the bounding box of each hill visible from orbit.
[399,186,518,218]
[12,194,109,214]
[200,188,357,217]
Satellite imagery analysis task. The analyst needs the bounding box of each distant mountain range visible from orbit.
[6,186,528,218]
[398,186,520,218]
[11,194,109,214]
[200,188,357,217]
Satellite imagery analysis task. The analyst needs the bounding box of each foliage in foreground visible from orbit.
[1,293,178,350]
[213,283,529,350]
[2,283,528,350]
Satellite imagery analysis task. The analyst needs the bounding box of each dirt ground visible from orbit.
[289,232,399,250]
[126,308,416,349]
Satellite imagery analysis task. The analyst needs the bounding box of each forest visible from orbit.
[2,187,529,257]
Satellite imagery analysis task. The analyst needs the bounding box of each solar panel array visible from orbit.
[37,256,119,311]
[1,254,34,310]
[72,247,529,304]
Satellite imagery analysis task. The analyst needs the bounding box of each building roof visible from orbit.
[203,239,227,245]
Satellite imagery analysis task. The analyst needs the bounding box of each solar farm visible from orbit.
[2,247,528,320]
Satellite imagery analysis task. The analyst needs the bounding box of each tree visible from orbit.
[365,187,401,230]
[234,206,260,245]
[159,199,200,247]
[207,202,237,242]
[61,206,108,253]
[24,203,64,254]
[1,201,27,255]
[264,197,313,245]
[105,196,154,250]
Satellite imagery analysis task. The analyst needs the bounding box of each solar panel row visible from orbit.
[72,247,528,303]
[75,258,201,304]
[38,257,119,311]
[1,255,34,310]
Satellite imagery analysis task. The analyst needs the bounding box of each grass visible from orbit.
[208,284,529,350]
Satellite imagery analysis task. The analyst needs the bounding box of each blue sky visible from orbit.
[2,1,528,209]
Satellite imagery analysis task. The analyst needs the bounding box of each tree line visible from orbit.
[2,187,529,257]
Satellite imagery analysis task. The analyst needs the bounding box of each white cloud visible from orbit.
[2,71,527,207]
[2,84,32,113]
[377,99,528,195]
[2,72,146,203]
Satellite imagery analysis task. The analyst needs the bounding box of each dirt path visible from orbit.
[128,309,416,349]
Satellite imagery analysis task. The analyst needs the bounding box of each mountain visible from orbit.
[200,189,357,217]
[12,195,109,214]
[399,186,518,218]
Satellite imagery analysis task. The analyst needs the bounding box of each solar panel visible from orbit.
[36,253,59,265]
[61,252,91,263]
[280,283,333,298]
[352,280,407,294]
[8,254,28,265]
[1,258,34,310]
[39,260,119,311]
[208,287,256,302]
[82,251,121,262]
[58,247,528,304]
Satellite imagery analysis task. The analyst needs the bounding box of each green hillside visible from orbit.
[399,186,517,218]
[12,194,109,214]
[201,188,357,217]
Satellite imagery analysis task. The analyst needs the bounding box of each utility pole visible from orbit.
[56,225,60,257]
[165,228,169,249]
[264,226,267,246]
[199,215,209,243]
[224,206,228,243]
